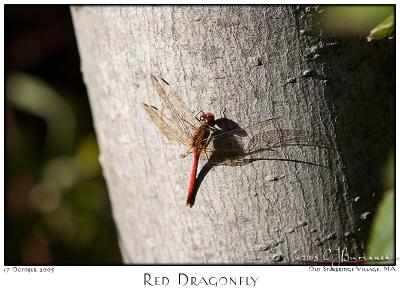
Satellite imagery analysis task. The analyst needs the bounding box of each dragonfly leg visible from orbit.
[203,132,214,149]
[201,132,214,161]
[180,150,192,159]
[219,107,227,118]
[210,125,222,131]
[203,148,209,161]
[194,110,205,122]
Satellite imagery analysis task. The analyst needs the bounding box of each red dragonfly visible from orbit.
[142,74,324,207]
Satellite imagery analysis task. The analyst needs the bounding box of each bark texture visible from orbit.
[71,6,393,263]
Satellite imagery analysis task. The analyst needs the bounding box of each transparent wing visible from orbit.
[199,126,280,166]
[245,129,331,150]
[204,148,280,166]
[142,103,188,145]
[210,117,280,141]
[150,74,197,141]
[199,123,331,166]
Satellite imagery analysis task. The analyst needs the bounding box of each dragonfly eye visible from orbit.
[200,112,215,126]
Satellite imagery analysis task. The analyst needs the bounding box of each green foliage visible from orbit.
[7,72,76,153]
[383,151,394,190]
[366,13,394,41]
[366,152,394,264]
[76,135,101,179]
[319,6,394,37]
[366,190,394,263]
[6,71,121,264]
[5,6,121,265]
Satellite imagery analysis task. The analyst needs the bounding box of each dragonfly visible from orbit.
[142,74,326,207]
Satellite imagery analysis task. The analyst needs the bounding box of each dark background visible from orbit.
[5,5,122,264]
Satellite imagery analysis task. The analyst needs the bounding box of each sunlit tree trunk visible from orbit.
[71,6,393,263]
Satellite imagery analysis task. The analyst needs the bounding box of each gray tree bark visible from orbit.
[71,6,393,264]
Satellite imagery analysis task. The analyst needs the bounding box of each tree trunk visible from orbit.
[71,6,393,264]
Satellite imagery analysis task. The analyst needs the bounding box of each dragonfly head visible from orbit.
[199,112,215,126]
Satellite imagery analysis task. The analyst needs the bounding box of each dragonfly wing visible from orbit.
[150,74,197,140]
[246,129,331,150]
[211,117,280,142]
[200,131,279,166]
[202,147,279,166]
[142,103,188,144]
[200,125,329,166]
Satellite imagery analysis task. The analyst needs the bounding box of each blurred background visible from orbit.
[5,5,122,264]
[316,5,395,262]
[4,5,394,265]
